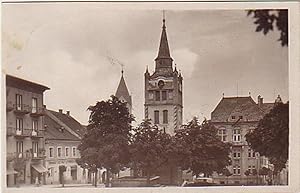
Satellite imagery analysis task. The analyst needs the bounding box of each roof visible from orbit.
[211,96,274,123]
[44,112,80,141]
[49,110,86,137]
[6,74,50,93]
[44,109,86,141]
[155,20,172,61]
[115,75,132,106]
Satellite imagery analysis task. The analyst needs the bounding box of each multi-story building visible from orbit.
[211,95,282,185]
[44,109,87,184]
[6,75,49,187]
[144,17,183,185]
[144,17,183,136]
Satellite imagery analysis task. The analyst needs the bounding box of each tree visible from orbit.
[175,117,231,177]
[245,102,288,173]
[77,95,134,187]
[130,119,172,185]
[247,10,288,46]
[222,168,232,185]
[59,165,66,187]
[244,169,250,185]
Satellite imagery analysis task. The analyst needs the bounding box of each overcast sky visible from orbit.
[2,4,288,125]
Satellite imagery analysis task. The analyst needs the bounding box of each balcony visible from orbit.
[30,107,45,117]
[7,127,44,138]
[31,148,46,160]
[13,104,30,115]
[6,152,30,162]
[6,101,14,112]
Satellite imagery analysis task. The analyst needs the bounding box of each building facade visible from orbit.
[211,95,281,185]
[144,18,183,135]
[44,109,87,185]
[6,75,49,187]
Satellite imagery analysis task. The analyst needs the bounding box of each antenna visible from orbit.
[236,82,239,97]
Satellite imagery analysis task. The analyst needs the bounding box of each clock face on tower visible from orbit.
[158,80,165,89]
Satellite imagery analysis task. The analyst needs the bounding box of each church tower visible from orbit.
[116,70,132,113]
[144,17,183,135]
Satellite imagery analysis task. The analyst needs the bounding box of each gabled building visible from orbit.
[211,95,282,185]
[44,109,87,185]
[6,75,49,187]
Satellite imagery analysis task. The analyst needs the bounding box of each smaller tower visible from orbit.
[116,70,132,113]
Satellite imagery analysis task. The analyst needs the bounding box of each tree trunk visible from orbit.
[95,170,98,187]
[105,169,110,187]
[146,169,150,186]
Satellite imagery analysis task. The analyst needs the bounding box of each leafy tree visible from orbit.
[245,102,288,173]
[77,95,134,187]
[176,117,231,177]
[222,168,232,185]
[244,169,250,185]
[247,9,288,46]
[130,119,172,185]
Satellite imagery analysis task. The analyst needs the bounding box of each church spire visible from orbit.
[155,11,173,71]
[115,70,132,107]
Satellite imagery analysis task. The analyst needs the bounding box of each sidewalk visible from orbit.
[8,183,106,188]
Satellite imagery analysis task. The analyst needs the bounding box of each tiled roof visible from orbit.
[49,110,86,138]
[211,96,274,123]
[44,112,80,141]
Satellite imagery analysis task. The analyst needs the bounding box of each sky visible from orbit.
[2,4,288,125]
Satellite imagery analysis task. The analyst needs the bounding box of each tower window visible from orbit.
[162,91,167,101]
[233,129,241,142]
[154,110,159,124]
[155,91,160,101]
[163,110,168,124]
[149,91,154,100]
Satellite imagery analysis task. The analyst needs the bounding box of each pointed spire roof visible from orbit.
[115,72,132,106]
[156,17,173,61]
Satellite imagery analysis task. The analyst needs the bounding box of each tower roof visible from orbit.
[155,18,173,61]
[115,73,132,106]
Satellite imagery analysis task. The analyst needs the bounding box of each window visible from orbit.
[16,118,23,134]
[233,129,241,142]
[32,98,38,113]
[233,166,241,175]
[218,129,227,142]
[71,166,77,180]
[239,116,243,119]
[65,147,69,157]
[16,141,23,158]
[155,91,160,101]
[248,148,256,158]
[154,110,159,124]
[49,147,54,158]
[163,110,168,124]
[149,91,154,100]
[162,91,167,100]
[32,141,38,157]
[16,94,22,110]
[231,116,236,119]
[168,90,173,99]
[233,151,241,159]
[72,147,76,157]
[57,147,62,157]
[32,120,38,131]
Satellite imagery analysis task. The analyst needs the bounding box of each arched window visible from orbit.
[154,110,159,124]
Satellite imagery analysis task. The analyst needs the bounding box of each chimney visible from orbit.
[258,95,263,107]
[59,109,63,113]
[66,111,70,116]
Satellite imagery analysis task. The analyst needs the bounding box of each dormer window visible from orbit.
[232,116,236,119]
[239,116,243,119]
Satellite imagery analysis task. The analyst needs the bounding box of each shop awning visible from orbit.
[6,168,18,175]
[32,164,48,173]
